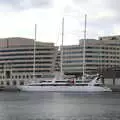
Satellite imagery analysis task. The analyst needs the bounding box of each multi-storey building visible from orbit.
[1,35,120,86]
[63,35,120,76]
[0,37,58,86]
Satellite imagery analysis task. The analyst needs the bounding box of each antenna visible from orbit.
[83,14,87,78]
[33,24,37,81]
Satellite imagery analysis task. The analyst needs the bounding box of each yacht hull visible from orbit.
[18,85,112,92]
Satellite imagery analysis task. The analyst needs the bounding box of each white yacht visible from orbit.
[17,74,112,92]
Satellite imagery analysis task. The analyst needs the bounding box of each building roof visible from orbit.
[0,37,54,48]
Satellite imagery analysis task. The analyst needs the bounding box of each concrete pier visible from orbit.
[0,86,20,92]
[108,85,120,92]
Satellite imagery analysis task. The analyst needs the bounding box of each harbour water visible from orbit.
[0,92,120,120]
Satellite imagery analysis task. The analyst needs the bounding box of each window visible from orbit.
[20,81,24,85]
[19,75,21,79]
[6,71,11,79]
[36,75,42,78]
[111,37,116,40]
[26,75,29,79]
[1,81,4,85]
[6,81,10,86]
[23,75,25,79]
[13,80,17,86]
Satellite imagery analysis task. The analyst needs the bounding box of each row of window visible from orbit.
[63,47,82,50]
[0,57,52,61]
[0,74,42,79]
[63,46,109,50]
[63,64,119,68]
[87,46,120,50]
[0,48,55,52]
[63,46,120,50]
[63,51,120,55]
[63,60,83,63]
[107,44,120,46]
[63,56,83,58]
[0,66,51,70]
[2,44,118,51]
[63,69,82,72]
[29,84,94,86]
[63,60,120,63]
[63,55,120,59]
[63,51,82,54]
[102,52,119,54]
[0,80,24,86]
[63,65,82,67]
[13,66,51,68]
[0,61,52,65]
[0,53,53,56]
[13,70,50,73]
[86,56,120,58]
[86,60,120,63]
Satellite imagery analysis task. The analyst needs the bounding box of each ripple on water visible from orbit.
[0,92,119,120]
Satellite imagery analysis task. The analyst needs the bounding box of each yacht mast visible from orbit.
[83,14,87,78]
[33,24,37,81]
[60,17,64,74]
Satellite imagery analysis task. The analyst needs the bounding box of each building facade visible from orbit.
[63,35,120,76]
[0,37,58,86]
[1,35,120,86]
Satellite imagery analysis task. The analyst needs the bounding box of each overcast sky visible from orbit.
[0,0,119,45]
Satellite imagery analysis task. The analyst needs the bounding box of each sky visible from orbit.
[0,0,119,45]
